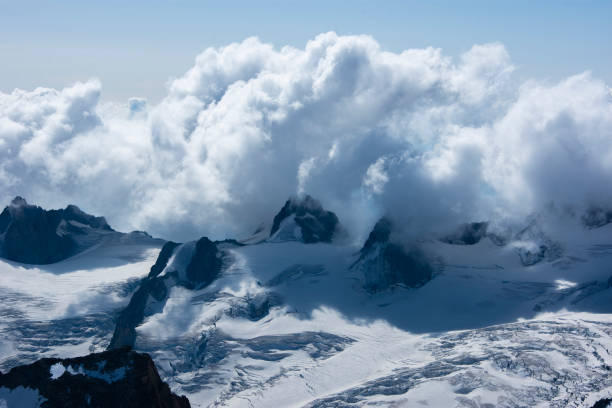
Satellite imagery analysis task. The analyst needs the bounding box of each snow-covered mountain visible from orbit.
[2,196,612,407]
[264,195,341,244]
[0,198,171,406]
[351,217,434,292]
[0,196,159,265]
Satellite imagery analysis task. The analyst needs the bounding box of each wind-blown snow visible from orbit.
[1,31,612,407]
[126,222,612,407]
[0,33,611,242]
[1,218,612,406]
[0,236,163,371]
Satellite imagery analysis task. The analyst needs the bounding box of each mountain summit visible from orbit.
[269,195,340,244]
[353,217,434,292]
[0,197,116,264]
[0,197,158,264]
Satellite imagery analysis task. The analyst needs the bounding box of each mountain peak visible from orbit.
[361,217,392,252]
[355,217,433,292]
[0,198,118,264]
[63,203,112,230]
[10,196,27,207]
[269,194,340,243]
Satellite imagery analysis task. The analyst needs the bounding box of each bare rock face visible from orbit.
[184,237,223,289]
[0,197,113,264]
[440,222,489,245]
[0,347,190,408]
[269,195,340,243]
[107,270,173,349]
[582,206,612,229]
[591,398,612,408]
[109,238,225,350]
[439,216,564,267]
[353,218,433,292]
[512,218,563,266]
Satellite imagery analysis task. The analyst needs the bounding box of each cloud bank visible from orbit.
[1,32,611,242]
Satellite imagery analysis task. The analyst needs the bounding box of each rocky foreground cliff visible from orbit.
[0,348,190,408]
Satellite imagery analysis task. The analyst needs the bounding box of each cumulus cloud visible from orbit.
[0,32,610,242]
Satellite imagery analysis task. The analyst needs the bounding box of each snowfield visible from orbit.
[0,234,163,371]
[136,223,612,407]
[2,222,612,407]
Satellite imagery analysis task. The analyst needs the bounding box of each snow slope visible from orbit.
[2,219,612,407]
[129,223,612,407]
[0,233,163,371]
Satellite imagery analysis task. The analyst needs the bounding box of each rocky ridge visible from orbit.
[353,217,434,292]
[269,195,340,244]
[0,347,190,408]
[0,197,160,264]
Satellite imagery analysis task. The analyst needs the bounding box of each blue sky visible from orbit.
[1,1,612,240]
[1,0,610,102]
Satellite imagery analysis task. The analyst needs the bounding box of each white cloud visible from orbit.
[363,156,389,195]
[0,33,610,242]
[297,157,317,195]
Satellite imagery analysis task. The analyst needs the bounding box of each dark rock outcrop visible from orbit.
[353,218,433,292]
[582,206,612,229]
[184,237,222,289]
[440,222,488,245]
[513,218,563,266]
[590,398,612,408]
[108,273,171,350]
[61,204,112,231]
[451,216,564,266]
[517,243,561,266]
[361,217,392,253]
[0,347,190,408]
[0,197,114,264]
[269,195,340,243]
[109,241,180,350]
[226,292,283,321]
[109,238,224,350]
[148,241,181,279]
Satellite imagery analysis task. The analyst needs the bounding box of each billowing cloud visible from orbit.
[0,32,610,242]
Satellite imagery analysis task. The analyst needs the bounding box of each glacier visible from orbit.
[1,198,612,407]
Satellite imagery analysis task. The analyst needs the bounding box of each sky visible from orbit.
[0,1,611,242]
[1,1,611,103]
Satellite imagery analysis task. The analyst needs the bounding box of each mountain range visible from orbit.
[1,195,612,407]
